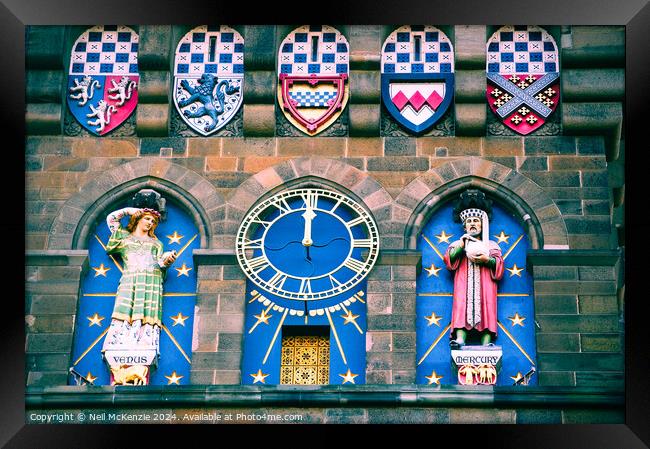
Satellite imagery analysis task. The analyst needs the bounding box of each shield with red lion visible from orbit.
[277,25,349,136]
[67,25,139,136]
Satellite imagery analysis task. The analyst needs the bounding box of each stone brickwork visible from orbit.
[24,25,624,424]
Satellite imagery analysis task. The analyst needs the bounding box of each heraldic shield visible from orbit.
[277,25,349,136]
[381,26,454,134]
[67,26,139,136]
[173,25,244,136]
[486,25,560,135]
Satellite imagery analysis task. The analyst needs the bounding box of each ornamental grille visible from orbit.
[280,335,330,385]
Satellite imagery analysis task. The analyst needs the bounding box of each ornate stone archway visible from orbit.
[394,157,569,250]
[48,159,223,250]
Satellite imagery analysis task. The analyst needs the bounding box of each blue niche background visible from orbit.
[69,200,200,386]
[241,193,368,385]
[416,200,537,386]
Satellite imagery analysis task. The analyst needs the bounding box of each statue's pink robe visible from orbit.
[443,240,504,336]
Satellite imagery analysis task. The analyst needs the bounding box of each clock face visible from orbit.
[236,188,379,301]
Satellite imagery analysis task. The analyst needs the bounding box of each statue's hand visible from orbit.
[161,251,177,267]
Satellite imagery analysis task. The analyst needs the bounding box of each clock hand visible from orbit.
[301,205,317,247]
[305,245,311,261]
[312,237,350,248]
[264,240,302,251]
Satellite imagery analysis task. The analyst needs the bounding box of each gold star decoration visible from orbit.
[170,312,189,327]
[85,372,97,384]
[435,230,453,244]
[425,370,443,385]
[425,263,442,277]
[341,310,360,325]
[175,263,193,277]
[510,372,524,384]
[254,309,272,326]
[339,369,358,384]
[165,371,184,385]
[92,263,110,277]
[506,264,524,277]
[166,231,184,245]
[424,312,442,327]
[250,369,269,384]
[508,313,526,327]
[87,313,105,327]
[494,231,510,244]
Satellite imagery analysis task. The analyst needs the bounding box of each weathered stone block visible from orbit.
[555,199,583,215]
[577,136,606,155]
[449,409,515,424]
[26,333,73,352]
[205,156,236,172]
[564,216,611,234]
[366,332,392,352]
[578,295,618,314]
[562,409,624,424]
[525,171,580,187]
[367,156,428,172]
[454,103,485,136]
[537,333,580,352]
[138,25,172,70]
[534,295,578,314]
[350,70,380,104]
[26,103,61,135]
[575,371,623,388]
[538,352,623,371]
[516,409,562,424]
[367,314,414,331]
[580,334,622,352]
[562,26,624,66]
[561,69,625,101]
[137,104,171,137]
[27,26,65,69]
[243,104,275,137]
[533,266,578,280]
[347,138,382,156]
[455,70,485,102]
[384,137,416,156]
[29,295,77,315]
[579,266,615,281]
[25,353,70,371]
[483,137,523,156]
[549,156,606,170]
[535,314,618,333]
[391,332,416,351]
[244,71,275,103]
[213,370,241,384]
[367,293,392,314]
[277,137,346,157]
[217,333,243,352]
[222,138,275,157]
[454,26,486,69]
[525,137,576,155]
[27,70,64,103]
[138,71,170,102]
[325,408,368,424]
[243,26,276,70]
[538,371,575,386]
[349,104,380,137]
[218,294,245,314]
[349,26,382,70]
[189,370,215,384]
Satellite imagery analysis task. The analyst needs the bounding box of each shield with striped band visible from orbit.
[277,25,349,136]
[381,25,454,134]
[173,25,244,136]
[67,26,139,136]
[486,25,560,135]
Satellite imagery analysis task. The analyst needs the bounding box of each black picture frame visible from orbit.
[7,0,648,446]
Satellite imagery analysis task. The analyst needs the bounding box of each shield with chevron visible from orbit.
[381,26,454,134]
[277,25,349,136]
[486,25,560,135]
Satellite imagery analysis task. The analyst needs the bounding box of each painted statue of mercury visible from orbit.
[443,190,504,348]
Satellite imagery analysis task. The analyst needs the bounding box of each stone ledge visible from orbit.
[527,250,620,267]
[26,250,89,267]
[25,385,623,409]
[193,249,238,266]
[377,250,421,266]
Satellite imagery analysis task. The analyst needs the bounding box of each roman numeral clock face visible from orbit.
[236,188,379,308]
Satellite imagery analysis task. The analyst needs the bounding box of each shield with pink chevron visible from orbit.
[381,26,454,134]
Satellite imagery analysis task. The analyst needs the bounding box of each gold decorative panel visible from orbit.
[280,335,330,385]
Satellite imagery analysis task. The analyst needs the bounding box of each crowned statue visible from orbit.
[444,190,505,349]
[101,189,176,385]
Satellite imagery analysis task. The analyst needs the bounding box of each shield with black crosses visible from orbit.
[173,25,244,136]
[67,26,139,136]
[277,25,349,136]
[381,26,454,134]
[486,25,560,135]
